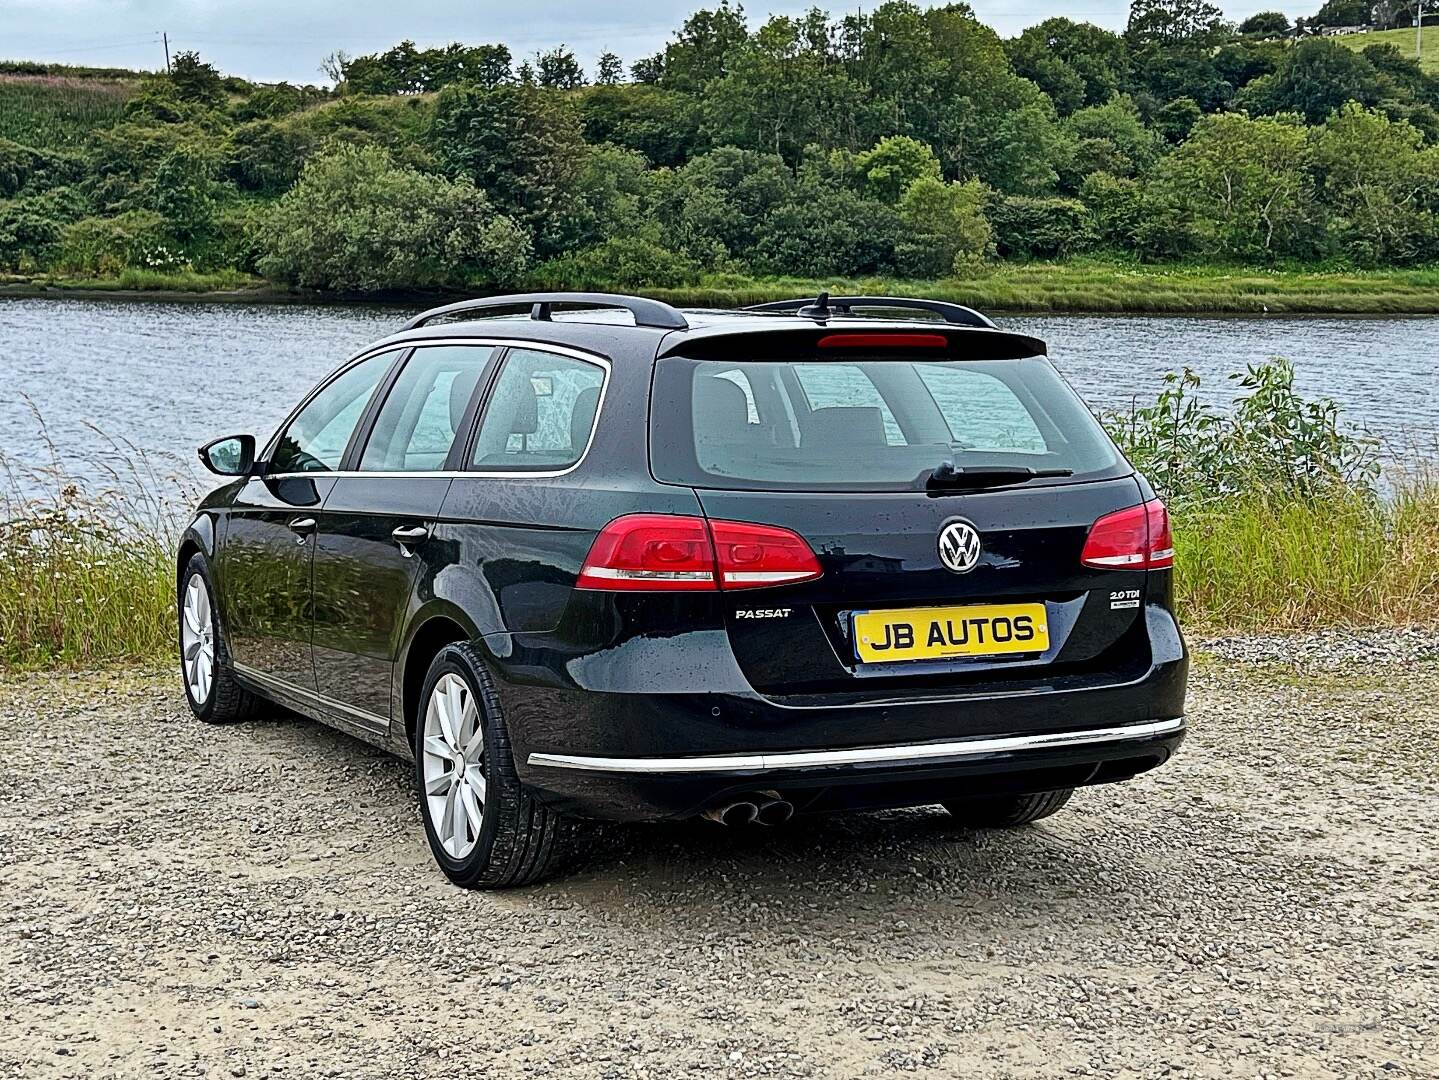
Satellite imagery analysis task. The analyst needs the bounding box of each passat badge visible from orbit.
[938,521,981,574]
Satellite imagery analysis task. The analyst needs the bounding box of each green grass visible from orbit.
[2,452,1435,670]
[0,477,184,669]
[0,73,135,149]
[1334,25,1439,74]
[1173,478,1439,634]
[9,262,1439,314]
[640,262,1439,314]
[1,268,263,294]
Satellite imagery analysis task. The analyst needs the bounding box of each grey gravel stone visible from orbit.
[1,643,1436,1079]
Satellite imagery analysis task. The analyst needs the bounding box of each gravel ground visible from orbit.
[2,646,1436,1079]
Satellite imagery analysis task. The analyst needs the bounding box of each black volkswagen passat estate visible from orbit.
[178,292,1187,888]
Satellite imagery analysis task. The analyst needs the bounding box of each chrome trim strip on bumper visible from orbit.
[527,717,1186,774]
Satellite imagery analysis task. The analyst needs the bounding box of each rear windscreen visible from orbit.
[650,354,1127,492]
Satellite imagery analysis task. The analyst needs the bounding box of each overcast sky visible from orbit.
[5,1,1299,84]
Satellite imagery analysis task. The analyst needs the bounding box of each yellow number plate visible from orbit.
[852,603,1049,664]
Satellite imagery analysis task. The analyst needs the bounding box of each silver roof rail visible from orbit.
[404,292,689,331]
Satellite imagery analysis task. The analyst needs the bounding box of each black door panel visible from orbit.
[312,476,453,720]
[220,475,335,691]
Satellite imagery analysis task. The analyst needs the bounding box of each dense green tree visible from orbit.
[1141,112,1315,260]
[531,231,703,288]
[1212,41,1283,94]
[595,52,624,86]
[653,146,794,260]
[702,14,865,160]
[1125,0,1226,45]
[854,136,941,202]
[233,83,314,122]
[949,80,1068,195]
[225,95,435,195]
[1005,19,1129,116]
[170,51,225,106]
[1238,11,1290,36]
[567,142,655,247]
[989,195,1092,259]
[1310,103,1439,264]
[578,85,704,167]
[254,143,529,290]
[0,186,88,269]
[1153,96,1201,142]
[658,2,750,92]
[536,47,585,89]
[751,179,900,276]
[894,177,991,276]
[1238,38,1381,124]
[1060,94,1164,189]
[147,143,220,244]
[1310,0,1372,27]
[1079,171,1144,249]
[432,83,588,256]
[1361,43,1439,111]
[630,54,664,84]
[49,209,171,274]
[343,41,512,94]
[0,139,82,198]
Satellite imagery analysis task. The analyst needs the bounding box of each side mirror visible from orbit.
[199,434,256,477]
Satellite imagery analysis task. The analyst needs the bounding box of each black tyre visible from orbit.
[943,788,1074,828]
[178,553,261,724]
[413,641,563,889]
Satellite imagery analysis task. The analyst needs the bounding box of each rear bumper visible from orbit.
[493,604,1188,821]
[531,716,1183,773]
[520,711,1185,821]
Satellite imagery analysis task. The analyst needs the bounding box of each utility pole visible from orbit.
[1418,1,1425,64]
[162,31,171,74]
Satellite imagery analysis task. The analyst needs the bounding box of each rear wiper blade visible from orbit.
[923,461,1073,493]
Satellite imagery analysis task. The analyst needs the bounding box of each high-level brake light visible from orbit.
[816,333,948,349]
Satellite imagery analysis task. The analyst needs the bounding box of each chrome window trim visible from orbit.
[259,337,612,475]
[526,717,1185,774]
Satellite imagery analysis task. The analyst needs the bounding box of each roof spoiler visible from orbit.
[745,293,996,329]
[404,292,689,332]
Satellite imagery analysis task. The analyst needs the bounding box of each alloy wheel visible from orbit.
[181,574,215,704]
[422,673,487,859]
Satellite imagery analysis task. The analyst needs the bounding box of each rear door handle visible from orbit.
[288,516,316,543]
[392,525,430,556]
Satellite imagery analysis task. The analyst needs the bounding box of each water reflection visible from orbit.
[2,298,1435,498]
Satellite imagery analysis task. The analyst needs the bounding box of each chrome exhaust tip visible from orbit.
[755,795,794,826]
[702,800,760,826]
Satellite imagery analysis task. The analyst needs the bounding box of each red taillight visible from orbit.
[817,333,948,349]
[575,514,716,590]
[710,520,823,589]
[1080,499,1174,570]
[576,515,822,592]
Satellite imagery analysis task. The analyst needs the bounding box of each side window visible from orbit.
[793,363,905,445]
[270,350,396,474]
[470,348,606,472]
[916,365,1048,453]
[359,345,495,472]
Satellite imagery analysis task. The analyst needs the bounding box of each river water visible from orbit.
[2,297,1435,499]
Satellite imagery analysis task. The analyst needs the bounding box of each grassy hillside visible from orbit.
[1334,25,1439,73]
[0,74,136,148]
